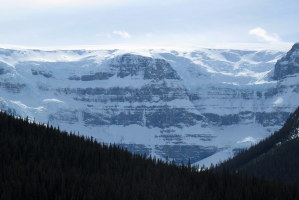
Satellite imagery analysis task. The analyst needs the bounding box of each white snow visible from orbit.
[193,148,233,168]
[273,97,284,105]
[237,136,257,144]
[43,99,65,104]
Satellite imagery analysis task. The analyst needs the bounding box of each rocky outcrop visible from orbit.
[31,69,53,78]
[110,54,181,80]
[57,83,187,103]
[273,43,299,80]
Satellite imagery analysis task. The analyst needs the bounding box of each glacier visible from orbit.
[0,45,298,166]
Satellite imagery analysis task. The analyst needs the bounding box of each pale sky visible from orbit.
[0,0,298,50]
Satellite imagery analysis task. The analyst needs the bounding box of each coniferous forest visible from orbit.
[0,111,299,200]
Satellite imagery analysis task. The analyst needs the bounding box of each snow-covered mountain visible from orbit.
[0,45,298,166]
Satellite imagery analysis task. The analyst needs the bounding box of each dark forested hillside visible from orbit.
[219,107,299,185]
[0,111,298,200]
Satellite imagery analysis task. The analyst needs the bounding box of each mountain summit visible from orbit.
[273,43,299,80]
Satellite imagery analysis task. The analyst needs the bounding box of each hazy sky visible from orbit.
[0,0,298,50]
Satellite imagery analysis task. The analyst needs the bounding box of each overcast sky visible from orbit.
[0,0,298,50]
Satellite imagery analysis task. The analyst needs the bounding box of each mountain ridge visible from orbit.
[273,42,299,80]
[1,46,298,165]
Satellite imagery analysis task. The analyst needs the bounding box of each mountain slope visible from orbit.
[0,46,297,165]
[0,111,298,200]
[273,43,299,80]
[219,106,299,185]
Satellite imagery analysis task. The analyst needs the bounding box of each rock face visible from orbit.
[0,46,297,166]
[110,54,181,80]
[273,43,299,80]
